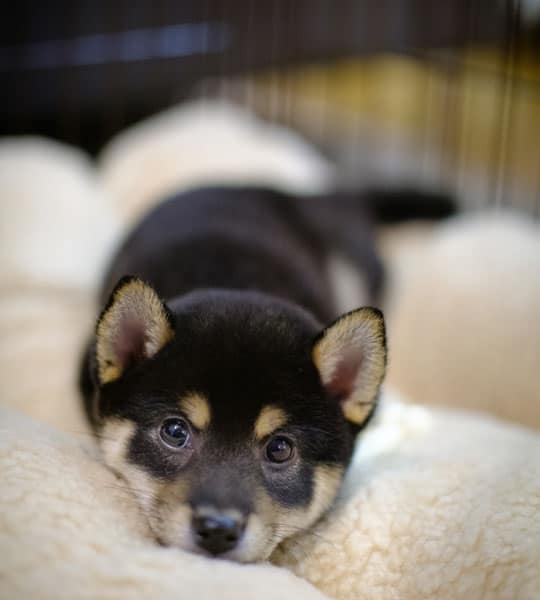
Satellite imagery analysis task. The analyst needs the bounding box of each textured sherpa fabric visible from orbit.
[0,137,120,433]
[0,287,92,432]
[380,215,540,428]
[2,398,539,600]
[0,137,120,291]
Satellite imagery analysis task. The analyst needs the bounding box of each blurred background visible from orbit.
[2,0,540,216]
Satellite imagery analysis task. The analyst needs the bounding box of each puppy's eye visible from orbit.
[160,418,190,449]
[265,436,294,463]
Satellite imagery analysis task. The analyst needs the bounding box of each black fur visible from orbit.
[100,187,363,321]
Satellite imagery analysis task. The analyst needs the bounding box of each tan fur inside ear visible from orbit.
[313,308,386,425]
[96,278,174,385]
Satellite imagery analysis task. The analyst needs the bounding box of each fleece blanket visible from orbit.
[1,102,539,600]
[2,396,539,600]
[380,216,540,429]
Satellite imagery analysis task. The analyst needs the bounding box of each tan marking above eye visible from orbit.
[254,405,288,440]
[178,392,211,430]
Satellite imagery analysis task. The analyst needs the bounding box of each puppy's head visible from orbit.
[87,277,386,562]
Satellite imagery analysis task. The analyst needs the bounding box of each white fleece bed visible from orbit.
[1,102,539,600]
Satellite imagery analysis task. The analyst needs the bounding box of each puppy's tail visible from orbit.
[363,187,457,223]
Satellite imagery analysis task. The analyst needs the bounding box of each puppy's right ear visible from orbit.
[95,277,174,385]
[313,307,386,427]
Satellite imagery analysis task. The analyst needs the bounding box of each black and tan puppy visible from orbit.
[81,185,452,562]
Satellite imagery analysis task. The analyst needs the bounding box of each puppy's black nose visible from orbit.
[192,513,246,555]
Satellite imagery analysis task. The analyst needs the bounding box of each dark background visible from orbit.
[1,0,517,154]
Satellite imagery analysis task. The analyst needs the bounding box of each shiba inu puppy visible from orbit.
[80,185,453,562]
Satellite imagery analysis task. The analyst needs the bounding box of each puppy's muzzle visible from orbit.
[192,511,247,555]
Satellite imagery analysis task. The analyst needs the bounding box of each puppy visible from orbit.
[80,185,452,562]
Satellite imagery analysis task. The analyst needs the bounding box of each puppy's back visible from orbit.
[102,186,335,322]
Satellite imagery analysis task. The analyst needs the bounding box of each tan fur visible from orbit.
[254,405,288,440]
[149,480,191,549]
[252,464,344,561]
[275,465,344,539]
[96,279,174,384]
[309,465,345,521]
[313,308,385,425]
[100,418,160,516]
[179,393,211,430]
[100,418,135,472]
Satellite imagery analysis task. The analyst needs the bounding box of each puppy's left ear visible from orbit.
[313,307,386,426]
[95,276,174,385]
